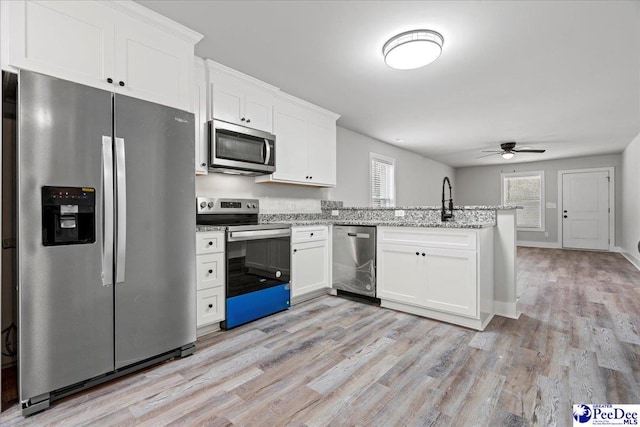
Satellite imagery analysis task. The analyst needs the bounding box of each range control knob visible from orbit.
[252,203,257,209]
[247,203,251,208]
[200,201,207,209]
[207,201,214,208]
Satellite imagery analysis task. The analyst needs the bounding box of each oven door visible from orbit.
[224,228,291,329]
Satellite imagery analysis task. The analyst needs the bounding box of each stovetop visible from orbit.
[196,197,289,230]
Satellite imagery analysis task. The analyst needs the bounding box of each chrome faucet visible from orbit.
[441,176,454,221]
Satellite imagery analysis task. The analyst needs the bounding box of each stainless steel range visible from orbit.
[196,198,291,329]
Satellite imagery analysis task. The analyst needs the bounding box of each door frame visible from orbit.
[557,167,615,251]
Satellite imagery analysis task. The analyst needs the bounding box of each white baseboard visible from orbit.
[493,300,520,319]
[517,240,561,249]
[621,251,640,272]
[611,246,622,253]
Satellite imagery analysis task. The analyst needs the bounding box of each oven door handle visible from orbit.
[227,228,291,242]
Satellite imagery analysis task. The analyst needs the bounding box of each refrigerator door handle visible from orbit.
[115,137,127,283]
[102,136,114,287]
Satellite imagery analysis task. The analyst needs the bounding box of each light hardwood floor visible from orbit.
[1,248,639,426]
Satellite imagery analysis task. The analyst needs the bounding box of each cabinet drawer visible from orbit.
[196,231,225,254]
[196,253,225,291]
[292,226,328,243]
[196,287,225,327]
[378,227,477,251]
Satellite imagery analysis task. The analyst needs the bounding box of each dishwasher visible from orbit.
[332,225,377,298]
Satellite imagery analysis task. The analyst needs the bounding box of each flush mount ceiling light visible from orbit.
[383,29,444,70]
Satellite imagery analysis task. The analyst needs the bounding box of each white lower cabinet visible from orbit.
[196,231,225,332]
[377,227,493,330]
[291,226,329,301]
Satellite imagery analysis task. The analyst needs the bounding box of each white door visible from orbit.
[291,240,328,298]
[424,248,477,317]
[562,171,610,250]
[376,244,427,305]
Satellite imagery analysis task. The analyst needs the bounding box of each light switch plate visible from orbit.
[394,210,405,217]
[331,210,339,216]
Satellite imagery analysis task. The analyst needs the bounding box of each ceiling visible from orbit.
[138,0,640,168]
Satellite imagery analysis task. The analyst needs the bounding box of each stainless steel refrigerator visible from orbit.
[17,71,196,415]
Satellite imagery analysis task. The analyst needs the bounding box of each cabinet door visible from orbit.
[210,80,243,124]
[244,87,274,133]
[6,0,116,91]
[271,105,309,183]
[114,14,192,111]
[291,240,328,298]
[194,59,208,174]
[307,116,336,186]
[424,249,477,317]
[377,244,426,305]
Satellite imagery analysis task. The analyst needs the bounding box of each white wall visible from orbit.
[621,132,640,267]
[196,126,454,211]
[328,127,454,207]
[455,154,623,246]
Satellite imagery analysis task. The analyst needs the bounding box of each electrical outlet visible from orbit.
[395,210,405,217]
[331,210,339,216]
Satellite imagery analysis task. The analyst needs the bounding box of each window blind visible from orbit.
[503,174,543,229]
[370,155,395,207]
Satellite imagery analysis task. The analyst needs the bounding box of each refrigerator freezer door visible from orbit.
[18,71,114,400]
[113,94,196,369]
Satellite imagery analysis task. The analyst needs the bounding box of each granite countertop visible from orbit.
[196,225,226,232]
[269,219,494,229]
[335,205,520,211]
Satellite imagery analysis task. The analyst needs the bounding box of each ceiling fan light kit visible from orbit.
[383,29,444,70]
[501,152,515,160]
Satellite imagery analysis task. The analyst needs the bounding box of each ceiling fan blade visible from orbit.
[480,150,502,153]
[513,149,546,153]
[476,152,500,159]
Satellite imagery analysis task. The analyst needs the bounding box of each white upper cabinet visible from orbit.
[256,93,339,187]
[207,60,276,133]
[2,0,203,112]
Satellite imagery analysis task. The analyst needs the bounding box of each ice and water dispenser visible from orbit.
[42,186,96,246]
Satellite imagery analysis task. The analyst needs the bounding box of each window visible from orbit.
[370,153,395,207]
[501,171,545,231]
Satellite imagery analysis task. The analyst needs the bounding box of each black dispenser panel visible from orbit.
[42,186,96,246]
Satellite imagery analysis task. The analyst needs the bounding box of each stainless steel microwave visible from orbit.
[208,119,276,175]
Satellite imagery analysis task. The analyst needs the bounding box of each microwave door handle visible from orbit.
[264,139,271,165]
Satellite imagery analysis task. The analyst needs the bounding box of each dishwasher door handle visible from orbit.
[347,232,370,238]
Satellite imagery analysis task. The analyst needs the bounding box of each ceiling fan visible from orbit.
[477,142,546,159]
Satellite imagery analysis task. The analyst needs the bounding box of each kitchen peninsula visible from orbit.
[261,203,520,330]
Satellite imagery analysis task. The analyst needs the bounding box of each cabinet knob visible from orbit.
[208,241,213,246]
[310,233,314,236]
[208,304,213,309]
[305,176,309,179]
[563,215,568,218]
[201,162,207,167]
[293,249,297,253]
[246,119,251,123]
[107,78,113,84]
[241,117,246,122]
[416,252,419,256]
[310,176,312,179]
[119,81,125,87]
[208,269,213,274]
[422,253,425,256]
[563,210,568,213]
